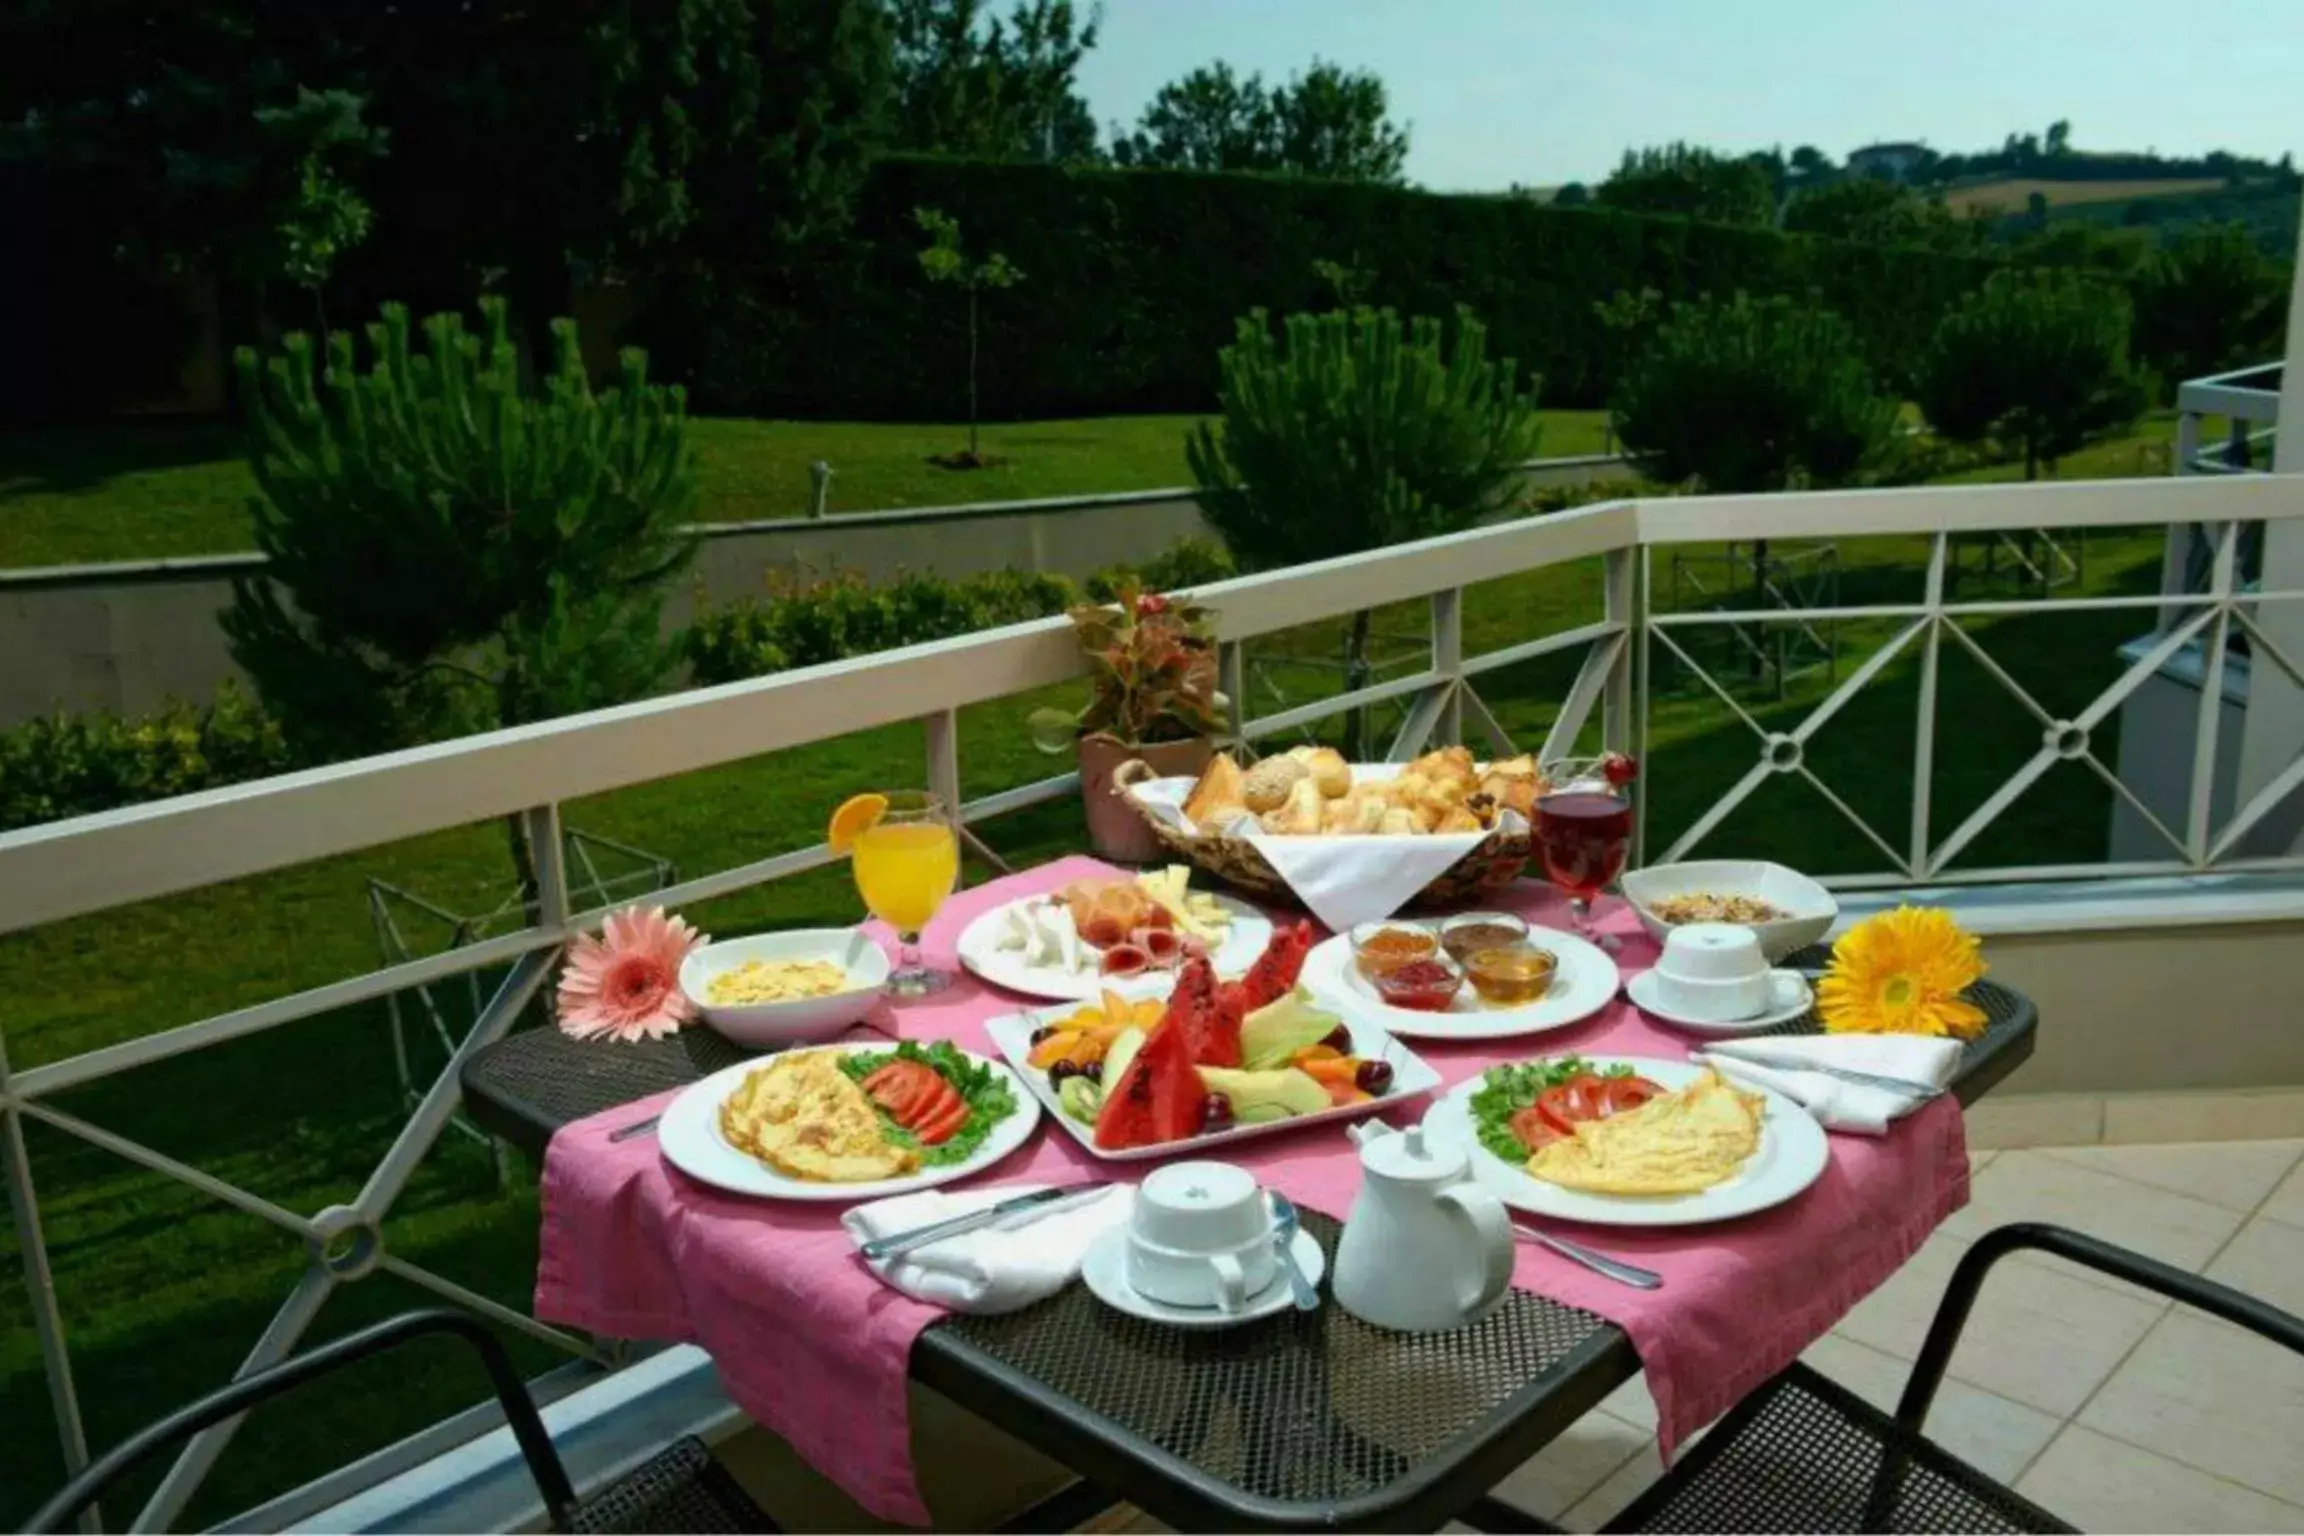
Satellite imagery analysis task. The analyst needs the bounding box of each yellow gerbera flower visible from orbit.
[1817,906,1988,1039]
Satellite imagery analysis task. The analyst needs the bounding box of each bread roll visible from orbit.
[1376,807,1420,836]
[1287,745,1353,798]
[1242,756,1310,813]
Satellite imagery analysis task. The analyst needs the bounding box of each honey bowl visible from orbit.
[1462,941,1558,1005]
[1350,920,1438,979]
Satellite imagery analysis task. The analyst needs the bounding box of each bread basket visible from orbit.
[1112,758,1532,912]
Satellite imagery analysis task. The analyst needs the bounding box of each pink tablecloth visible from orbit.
[536,856,1969,1526]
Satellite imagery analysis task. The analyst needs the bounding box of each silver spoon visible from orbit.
[1268,1193,1321,1311]
[1513,1223,1663,1290]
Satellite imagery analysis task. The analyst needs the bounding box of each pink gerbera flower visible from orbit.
[556,906,708,1043]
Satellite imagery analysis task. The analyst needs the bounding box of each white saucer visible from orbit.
[1626,967,1814,1035]
[1080,1226,1326,1329]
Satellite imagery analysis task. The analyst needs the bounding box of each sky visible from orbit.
[1075,0,2304,191]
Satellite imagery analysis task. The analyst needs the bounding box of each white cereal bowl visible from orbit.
[1620,860,1837,961]
[679,929,890,1048]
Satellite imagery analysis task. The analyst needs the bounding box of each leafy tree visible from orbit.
[1269,61,1409,183]
[1612,293,1899,610]
[1594,143,1776,226]
[1552,181,1591,207]
[1784,178,1978,250]
[1913,268,2151,480]
[1788,144,1834,182]
[889,0,1099,160]
[225,297,699,777]
[914,207,1024,464]
[2045,119,2073,158]
[1187,306,1541,750]
[2132,223,2289,382]
[1110,62,1275,171]
[1113,59,1407,182]
[0,4,384,299]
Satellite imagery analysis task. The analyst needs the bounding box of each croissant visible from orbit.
[1435,805,1484,834]
[1376,807,1421,836]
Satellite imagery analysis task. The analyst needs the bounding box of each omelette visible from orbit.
[1525,1070,1763,1196]
[718,1050,920,1183]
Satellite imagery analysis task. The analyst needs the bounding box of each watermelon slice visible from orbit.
[1093,1012,1204,1149]
[1229,920,1318,1015]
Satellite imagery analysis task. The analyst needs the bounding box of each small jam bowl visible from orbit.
[1350,919,1439,979]
[1462,941,1558,1005]
[1370,955,1464,1012]
[1438,911,1530,966]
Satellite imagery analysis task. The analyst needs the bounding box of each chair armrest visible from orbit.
[1896,1221,2304,1434]
[25,1309,577,1534]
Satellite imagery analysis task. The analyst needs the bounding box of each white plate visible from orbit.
[1625,968,1816,1035]
[957,892,1273,1002]
[985,1006,1441,1163]
[1080,1224,1326,1329]
[1298,927,1619,1041]
[657,1044,1040,1202]
[1421,1054,1830,1227]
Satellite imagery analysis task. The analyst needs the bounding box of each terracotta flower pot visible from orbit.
[1076,731,1213,866]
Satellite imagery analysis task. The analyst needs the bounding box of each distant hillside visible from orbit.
[1993,178,2301,258]
[1943,176,2223,216]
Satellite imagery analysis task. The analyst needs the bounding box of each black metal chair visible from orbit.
[25,1309,776,1534]
[1606,1222,2304,1533]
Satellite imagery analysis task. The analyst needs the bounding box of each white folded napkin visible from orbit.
[1696,1034,1964,1137]
[1242,830,1490,932]
[841,1183,1133,1314]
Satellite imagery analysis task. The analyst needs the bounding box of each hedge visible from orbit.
[646,156,2011,419]
[0,539,1239,831]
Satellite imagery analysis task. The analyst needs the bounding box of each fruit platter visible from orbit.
[956,867,1271,1002]
[1113,746,1542,913]
[986,920,1442,1161]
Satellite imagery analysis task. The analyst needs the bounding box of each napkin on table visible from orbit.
[1697,1034,1964,1136]
[841,1183,1132,1314]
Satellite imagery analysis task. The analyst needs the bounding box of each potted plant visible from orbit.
[1030,582,1227,863]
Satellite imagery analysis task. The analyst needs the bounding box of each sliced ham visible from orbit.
[1098,941,1151,978]
[1133,926,1184,967]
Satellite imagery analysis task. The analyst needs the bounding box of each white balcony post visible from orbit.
[1432,587,1464,746]
[2232,197,2304,849]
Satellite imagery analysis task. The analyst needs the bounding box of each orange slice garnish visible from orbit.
[827,793,888,855]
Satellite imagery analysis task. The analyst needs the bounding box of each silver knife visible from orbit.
[1698,1050,1943,1099]
[859,1183,1108,1262]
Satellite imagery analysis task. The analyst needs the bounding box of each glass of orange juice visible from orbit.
[839,790,960,996]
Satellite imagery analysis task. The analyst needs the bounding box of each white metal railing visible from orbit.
[7,471,2304,1529]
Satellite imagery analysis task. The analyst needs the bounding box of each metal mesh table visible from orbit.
[462,959,2037,1530]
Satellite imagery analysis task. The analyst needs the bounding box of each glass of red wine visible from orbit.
[1534,754,1638,952]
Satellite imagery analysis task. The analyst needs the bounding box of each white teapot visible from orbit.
[1333,1122,1515,1333]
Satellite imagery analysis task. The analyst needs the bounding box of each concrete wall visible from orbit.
[0,456,1627,726]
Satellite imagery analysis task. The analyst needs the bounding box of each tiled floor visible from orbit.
[1514,1139,2304,1533]
[1089,1139,2304,1534]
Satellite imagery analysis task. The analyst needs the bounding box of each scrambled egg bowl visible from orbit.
[1526,1070,1763,1196]
[706,957,849,1006]
[718,1051,918,1183]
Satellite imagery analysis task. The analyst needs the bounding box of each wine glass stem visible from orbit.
[899,931,921,972]
[1570,895,1622,954]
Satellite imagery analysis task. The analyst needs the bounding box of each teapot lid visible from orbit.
[1360,1123,1468,1183]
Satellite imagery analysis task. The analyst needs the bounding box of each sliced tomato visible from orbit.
[866,1061,943,1124]
[861,1063,906,1094]
[1594,1076,1663,1116]
[913,1096,970,1145]
[910,1080,965,1131]
[1536,1073,1665,1135]
[1510,1104,1563,1152]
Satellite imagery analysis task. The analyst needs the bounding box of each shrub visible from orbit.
[227,296,699,761]
[1612,293,1900,494]
[0,683,295,833]
[1913,268,2152,480]
[1085,535,1237,601]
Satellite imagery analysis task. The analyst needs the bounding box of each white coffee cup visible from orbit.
[1652,923,1772,1022]
[1125,1160,1278,1313]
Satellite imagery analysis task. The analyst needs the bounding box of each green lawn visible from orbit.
[0,410,2169,1523]
[0,410,1616,568]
